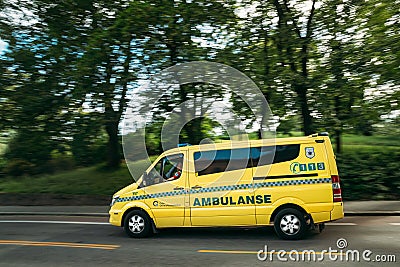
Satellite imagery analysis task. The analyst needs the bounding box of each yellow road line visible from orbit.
[198,249,345,256]
[0,240,120,250]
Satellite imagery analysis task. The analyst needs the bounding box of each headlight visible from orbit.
[110,195,120,206]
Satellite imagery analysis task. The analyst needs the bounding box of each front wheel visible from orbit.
[124,210,152,238]
[274,208,307,240]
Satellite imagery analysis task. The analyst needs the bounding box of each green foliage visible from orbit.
[3,159,35,177]
[4,131,54,172]
[362,0,400,89]
[69,114,108,166]
[1,0,399,179]
[338,150,400,200]
[0,143,5,156]
[276,116,301,136]
[0,0,234,169]
[341,134,400,148]
[0,136,7,156]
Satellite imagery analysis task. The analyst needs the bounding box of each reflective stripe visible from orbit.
[116,178,332,203]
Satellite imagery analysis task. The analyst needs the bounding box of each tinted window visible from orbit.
[252,144,300,167]
[193,144,300,176]
[194,148,252,176]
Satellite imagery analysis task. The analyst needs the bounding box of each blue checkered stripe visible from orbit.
[254,177,331,188]
[116,177,331,203]
[189,183,254,195]
[116,190,186,203]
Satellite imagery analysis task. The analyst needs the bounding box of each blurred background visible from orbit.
[0,0,399,201]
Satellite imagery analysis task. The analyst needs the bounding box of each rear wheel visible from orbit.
[274,208,307,240]
[124,210,152,238]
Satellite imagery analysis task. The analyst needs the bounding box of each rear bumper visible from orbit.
[331,202,344,220]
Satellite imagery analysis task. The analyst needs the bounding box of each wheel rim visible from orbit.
[280,214,301,235]
[128,215,145,234]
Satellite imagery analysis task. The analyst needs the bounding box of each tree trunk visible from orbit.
[103,39,131,169]
[296,84,314,135]
[273,0,316,137]
[334,95,343,154]
[258,98,269,139]
[335,129,342,154]
[105,119,120,168]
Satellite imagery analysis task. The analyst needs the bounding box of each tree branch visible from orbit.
[306,0,316,39]
[282,0,302,38]
[117,39,132,121]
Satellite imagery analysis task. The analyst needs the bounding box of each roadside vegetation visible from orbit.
[0,163,134,196]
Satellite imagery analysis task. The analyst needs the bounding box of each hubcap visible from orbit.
[128,215,145,233]
[280,214,300,235]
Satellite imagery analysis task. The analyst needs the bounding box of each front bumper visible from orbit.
[109,207,123,227]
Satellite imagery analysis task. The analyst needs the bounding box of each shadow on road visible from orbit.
[107,224,326,242]
[134,226,322,241]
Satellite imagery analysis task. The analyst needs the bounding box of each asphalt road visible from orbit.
[0,216,398,267]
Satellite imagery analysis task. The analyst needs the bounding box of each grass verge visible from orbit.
[0,162,143,196]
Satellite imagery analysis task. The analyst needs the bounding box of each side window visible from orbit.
[145,160,163,186]
[251,144,300,167]
[250,146,274,166]
[193,145,300,177]
[141,153,184,187]
[194,148,251,176]
[163,154,184,181]
[274,145,300,163]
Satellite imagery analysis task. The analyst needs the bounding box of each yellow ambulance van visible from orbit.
[109,133,344,240]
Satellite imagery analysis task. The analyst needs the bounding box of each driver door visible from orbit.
[142,151,188,227]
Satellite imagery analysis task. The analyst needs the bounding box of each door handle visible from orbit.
[173,187,184,190]
[191,185,202,190]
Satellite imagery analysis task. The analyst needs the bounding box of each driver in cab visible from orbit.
[166,161,182,181]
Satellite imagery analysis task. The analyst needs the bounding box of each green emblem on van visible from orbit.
[290,162,325,173]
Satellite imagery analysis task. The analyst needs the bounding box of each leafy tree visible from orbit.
[74,1,145,167]
[1,0,399,174]
[0,0,79,170]
[360,0,400,132]
[311,0,368,153]
[270,0,318,135]
[310,0,399,152]
[129,1,235,148]
[219,0,319,136]
[216,0,285,137]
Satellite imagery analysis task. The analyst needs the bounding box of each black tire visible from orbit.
[123,210,152,238]
[274,208,307,240]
